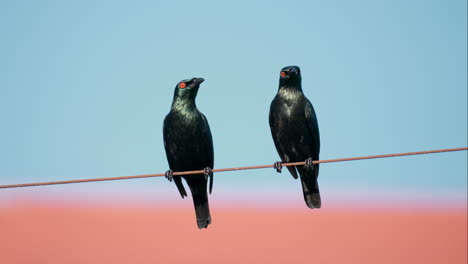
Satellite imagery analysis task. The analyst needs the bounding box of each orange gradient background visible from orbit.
[1,202,466,264]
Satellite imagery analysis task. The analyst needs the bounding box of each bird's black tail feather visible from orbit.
[188,181,211,229]
[299,164,321,209]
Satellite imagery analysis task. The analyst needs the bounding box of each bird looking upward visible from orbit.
[269,66,321,209]
[163,77,214,229]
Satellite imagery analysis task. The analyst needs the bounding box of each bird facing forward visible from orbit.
[269,66,321,209]
[163,77,214,229]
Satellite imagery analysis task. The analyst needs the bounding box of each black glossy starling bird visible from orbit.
[269,66,321,209]
[163,77,214,229]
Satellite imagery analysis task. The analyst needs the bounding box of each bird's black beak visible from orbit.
[188,77,204,89]
[188,77,205,89]
[289,67,300,75]
[193,78,205,85]
[281,66,300,77]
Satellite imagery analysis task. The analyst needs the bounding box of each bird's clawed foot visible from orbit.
[274,161,283,173]
[203,167,213,181]
[304,158,314,168]
[165,169,173,182]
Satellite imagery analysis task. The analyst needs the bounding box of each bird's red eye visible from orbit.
[280,71,286,77]
[179,82,187,88]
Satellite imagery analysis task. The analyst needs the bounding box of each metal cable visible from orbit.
[0,147,466,189]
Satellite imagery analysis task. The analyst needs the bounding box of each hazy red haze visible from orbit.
[0,203,466,264]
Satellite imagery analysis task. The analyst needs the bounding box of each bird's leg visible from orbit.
[304,158,314,169]
[165,169,173,182]
[204,167,214,194]
[203,167,213,181]
[273,161,283,173]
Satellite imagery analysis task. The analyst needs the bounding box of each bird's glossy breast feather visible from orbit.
[164,112,212,169]
[273,97,306,127]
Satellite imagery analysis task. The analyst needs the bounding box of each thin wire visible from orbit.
[0,147,466,189]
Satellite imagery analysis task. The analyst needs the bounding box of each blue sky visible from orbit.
[1,0,466,208]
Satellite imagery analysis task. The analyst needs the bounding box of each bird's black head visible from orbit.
[173,77,205,101]
[279,65,302,88]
